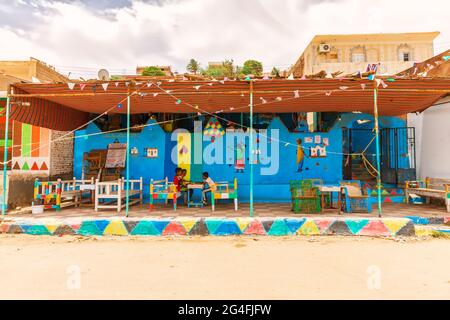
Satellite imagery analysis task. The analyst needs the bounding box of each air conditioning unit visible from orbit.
[319,44,331,53]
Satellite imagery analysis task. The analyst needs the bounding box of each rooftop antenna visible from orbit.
[98,69,110,81]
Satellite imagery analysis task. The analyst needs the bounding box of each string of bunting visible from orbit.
[2,77,390,164]
[150,80,380,156]
[0,81,151,165]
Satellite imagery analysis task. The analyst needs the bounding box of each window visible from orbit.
[352,53,365,63]
[403,53,410,62]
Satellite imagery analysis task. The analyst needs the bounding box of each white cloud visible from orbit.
[0,0,448,78]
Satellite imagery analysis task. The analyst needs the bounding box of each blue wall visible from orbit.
[342,113,409,168]
[74,119,166,201]
[74,113,407,203]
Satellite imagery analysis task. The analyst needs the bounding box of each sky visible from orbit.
[0,0,449,79]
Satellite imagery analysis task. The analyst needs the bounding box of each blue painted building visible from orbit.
[74,112,412,204]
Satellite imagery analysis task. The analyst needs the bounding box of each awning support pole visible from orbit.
[373,85,382,217]
[2,94,10,217]
[125,93,131,217]
[249,80,254,217]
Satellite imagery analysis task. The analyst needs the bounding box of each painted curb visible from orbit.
[414,225,450,238]
[0,217,415,237]
[405,216,450,226]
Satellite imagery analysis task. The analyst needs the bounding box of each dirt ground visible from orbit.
[0,235,449,300]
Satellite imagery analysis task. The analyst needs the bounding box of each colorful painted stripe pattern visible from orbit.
[11,121,50,171]
[0,217,415,237]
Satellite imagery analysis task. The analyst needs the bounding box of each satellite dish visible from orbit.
[98,69,110,81]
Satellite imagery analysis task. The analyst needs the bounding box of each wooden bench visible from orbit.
[149,178,182,211]
[405,177,450,212]
[211,178,238,211]
[34,178,85,211]
[95,177,143,212]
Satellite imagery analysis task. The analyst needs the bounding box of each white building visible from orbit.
[404,50,450,179]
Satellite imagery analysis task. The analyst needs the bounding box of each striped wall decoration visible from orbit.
[11,121,50,172]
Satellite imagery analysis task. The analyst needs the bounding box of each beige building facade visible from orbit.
[290,32,440,77]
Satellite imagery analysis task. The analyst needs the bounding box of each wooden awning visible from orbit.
[8,77,450,131]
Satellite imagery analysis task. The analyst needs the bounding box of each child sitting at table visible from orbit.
[173,167,182,193]
[202,171,216,205]
[180,169,193,204]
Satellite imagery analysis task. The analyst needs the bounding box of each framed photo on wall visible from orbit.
[145,148,158,158]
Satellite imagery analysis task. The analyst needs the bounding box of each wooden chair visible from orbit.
[340,180,372,213]
[149,178,182,211]
[211,178,238,211]
[34,179,63,211]
[95,177,143,212]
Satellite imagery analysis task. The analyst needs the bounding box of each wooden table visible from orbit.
[79,184,96,207]
[318,185,342,213]
[187,183,204,208]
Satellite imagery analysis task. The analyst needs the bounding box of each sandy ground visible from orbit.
[0,235,449,300]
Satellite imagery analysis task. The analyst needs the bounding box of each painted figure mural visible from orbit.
[235,142,245,173]
[296,138,305,173]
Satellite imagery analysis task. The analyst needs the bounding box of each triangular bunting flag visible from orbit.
[67,83,75,90]
[101,83,109,91]
[80,83,86,91]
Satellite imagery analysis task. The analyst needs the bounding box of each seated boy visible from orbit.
[180,169,193,204]
[202,172,216,205]
[173,167,182,193]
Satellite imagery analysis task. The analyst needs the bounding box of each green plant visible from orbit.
[186,59,200,74]
[202,67,225,78]
[141,66,165,76]
[222,59,235,77]
[241,60,263,76]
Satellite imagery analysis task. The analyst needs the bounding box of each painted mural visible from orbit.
[0,98,12,168]
[11,121,50,172]
[0,216,417,237]
[73,113,408,204]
